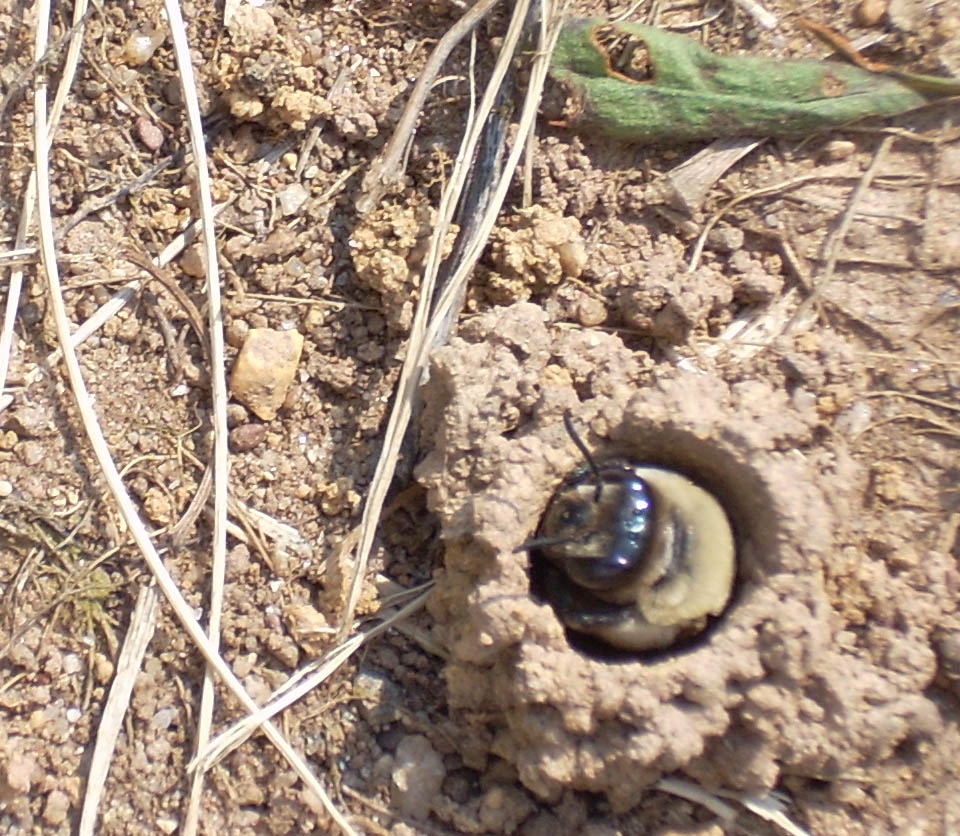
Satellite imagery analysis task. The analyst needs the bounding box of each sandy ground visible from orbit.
[1,0,958,834]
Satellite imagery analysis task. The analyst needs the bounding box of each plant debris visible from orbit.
[549,19,960,142]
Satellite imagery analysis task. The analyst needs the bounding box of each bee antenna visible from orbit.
[563,410,603,502]
[513,534,579,553]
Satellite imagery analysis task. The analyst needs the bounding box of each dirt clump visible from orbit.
[416,302,955,814]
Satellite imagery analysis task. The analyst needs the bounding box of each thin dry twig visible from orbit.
[815,136,896,288]
[853,411,960,441]
[742,224,813,291]
[0,0,89,406]
[687,172,840,271]
[125,250,208,340]
[663,3,726,30]
[341,0,567,641]
[864,389,960,414]
[355,0,502,214]
[158,0,233,830]
[79,585,160,836]
[30,2,354,833]
[57,154,179,240]
[45,203,230,367]
[784,135,895,333]
[190,586,434,773]
[612,0,647,23]
[0,180,36,403]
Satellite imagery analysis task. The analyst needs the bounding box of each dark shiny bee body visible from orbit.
[529,453,736,653]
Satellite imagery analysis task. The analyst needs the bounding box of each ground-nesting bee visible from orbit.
[523,414,736,653]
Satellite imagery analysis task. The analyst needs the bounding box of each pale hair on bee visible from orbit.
[519,413,736,653]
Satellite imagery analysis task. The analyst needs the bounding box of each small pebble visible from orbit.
[229,328,304,420]
[62,653,83,675]
[277,183,309,216]
[835,401,873,436]
[707,226,745,253]
[180,242,205,277]
[43,790,71,826]
[556,239,587,278]
[575,296,607,327]
[93,653,114,684]
[156,816,179,835]
[123,29,165,65]
[242,673,274,705]
[281,382,301,411]
[391,735,446,821]
[819,139,857,162]
[355,669,403,725]
[284,603,334,654]
[17,440,45,466]
[7,404,48,436]
[266,636,300,669]
[229,423,267,452]
[142,488,173,525]
[226,403,249,427]
[854,0,887,26]
[727,249,754,273]
[227,543,252,574]
[135,116,164,151]
[225,3,278,44]
[151,707,175,731]
[226,319,250,349]
[233,652,257,678]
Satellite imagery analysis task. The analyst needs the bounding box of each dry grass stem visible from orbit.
[340,0,552,639]
[79,585,160,836]
[356,0,502,214]
[160,0,230,827]
[30,0,354,829]
[191,586,433,773]
[0,0,88,405]
[864,389,960,414]
[814,136,895,287]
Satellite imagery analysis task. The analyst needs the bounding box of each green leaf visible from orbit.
[549,19,958,142]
